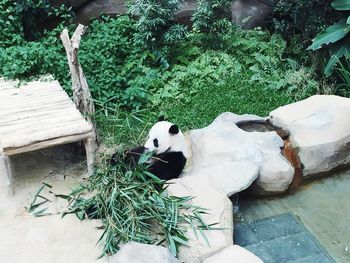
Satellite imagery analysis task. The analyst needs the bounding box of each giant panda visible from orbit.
[111,117,189,181]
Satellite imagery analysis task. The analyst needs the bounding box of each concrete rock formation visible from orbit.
[75,0,127,25]
[231,0,274,29]
[108,242,180,263]
[189,113,294,194]
[203,245,263,263]
[270,95,350,177]
[70,0,273,27]
[167,176,234,263]
[181,161,259,196]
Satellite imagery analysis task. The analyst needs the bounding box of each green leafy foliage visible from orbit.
[191,0,232,49]
[128,0,188,49]
[153,29,319,129]
[0,0,24,48]
[308,0,350,76]
[272,0,344,43]
[192,0,231,33]
[0,24,70,84]
[333,58,350,96]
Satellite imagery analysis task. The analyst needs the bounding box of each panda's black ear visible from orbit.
[158,115,165,122]
[169,125,179,135]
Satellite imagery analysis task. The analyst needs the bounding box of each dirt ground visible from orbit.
[0,144,107,263]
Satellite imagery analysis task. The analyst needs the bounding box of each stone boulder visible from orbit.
[270,95,350,177]
[75,0,127,25]
[175,0,197,25]
[49,0,90,8]
[181,161,259,196]
[107,242,180,263]
[203,245,263,263]
[69,0,91,8]
[188,113,294,194]
[231,0,274,29]
[74,0,198,26]
[167,176,233,263]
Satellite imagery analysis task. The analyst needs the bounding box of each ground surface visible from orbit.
[0,144,106,263]
[1,144,349,263]
[234,213,335,262]
[236,171,350,263]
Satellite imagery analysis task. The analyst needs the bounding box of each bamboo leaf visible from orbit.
[42,182,52,188]
[55,194,72,200]
[33,207,52,217]
[172,235,189,246]
[167,235,177,256]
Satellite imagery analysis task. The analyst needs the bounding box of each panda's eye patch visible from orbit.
[153,139,159,148]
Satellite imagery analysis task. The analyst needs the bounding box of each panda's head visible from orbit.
[144,120,189,158]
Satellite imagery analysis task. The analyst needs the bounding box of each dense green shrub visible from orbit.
[0,0,24,48]
[0,11,322,123]
[191,0,232,49]
[307,0,350,76]
[154,29,319,129]
[0,0,73,47]
[79,16,163,110]
[0,24,70,83]
[272,0,347,64]
[192,0,231,33]
[129,0,188,49]
[272,0,345,43]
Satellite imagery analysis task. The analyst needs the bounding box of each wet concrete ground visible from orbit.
[236,170,350,263]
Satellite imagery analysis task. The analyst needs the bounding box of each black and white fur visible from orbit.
[111,118,188,181]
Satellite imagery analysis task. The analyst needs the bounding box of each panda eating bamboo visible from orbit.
[111,116,189,181]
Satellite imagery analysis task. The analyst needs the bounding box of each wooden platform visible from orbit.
[0,78,95,196]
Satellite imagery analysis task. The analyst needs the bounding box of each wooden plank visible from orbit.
[0,107,80,126]
[0,90,69,105]
[0,85,62,94]
[2,122,92,149]
[0,82,62,94]
[1,120,92,148]
[3,132,93,156]
[0,111,85,136]
[0,100,75,119]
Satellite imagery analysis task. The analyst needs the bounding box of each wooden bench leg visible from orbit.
[0,155,14,196]
[84,138,96,177]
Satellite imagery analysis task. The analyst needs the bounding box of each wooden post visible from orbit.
[0,155,14,196]
[84,138,95,177]
[61,25,98,175]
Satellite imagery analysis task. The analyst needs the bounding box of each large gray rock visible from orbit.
[181,161,259,196]
[75,0,198,26]
[49,0,90,8]
[75,0,127,25]
[70,0,91,7]
[231,0,274,29]
[270,95,350,177]
[188,113,294,194]
[167,176,233,263]
[108,242,180,263]
[203,245,263,263]
[175,0,197,25]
